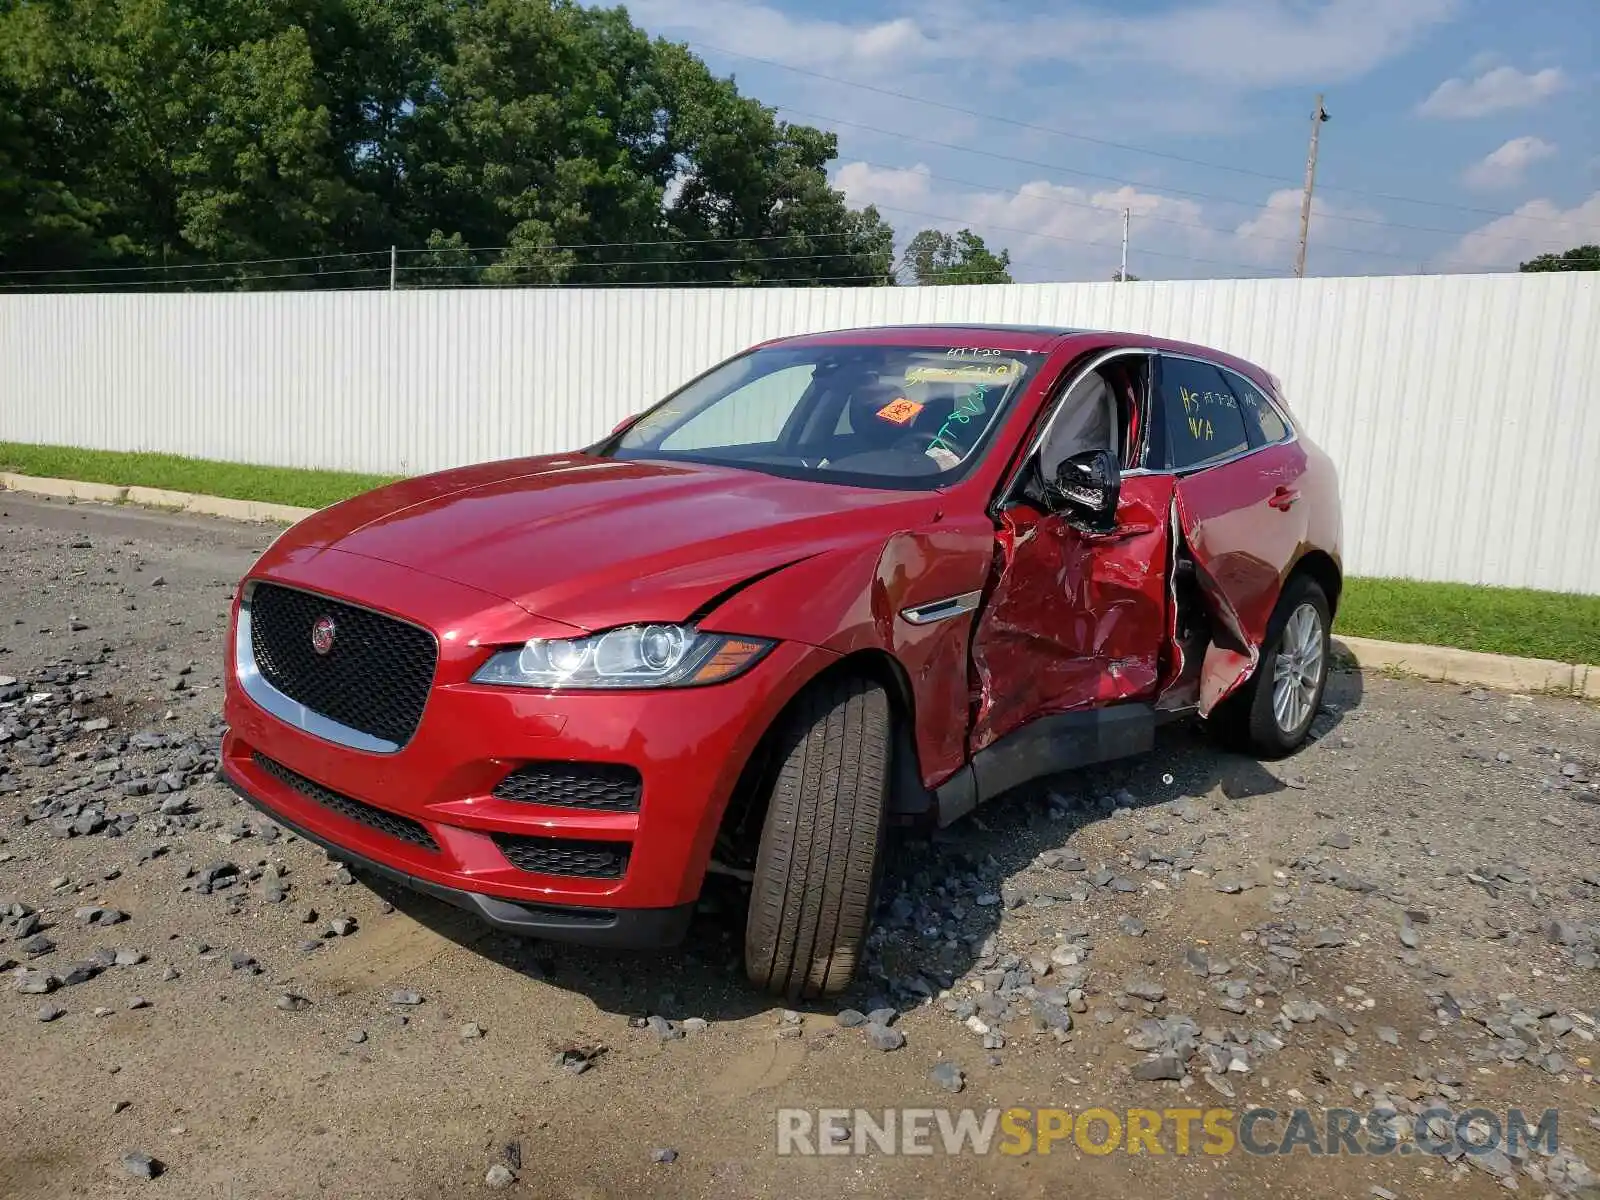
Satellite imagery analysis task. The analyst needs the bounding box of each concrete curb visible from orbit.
[3,471,1596,702]
[1332,635,1600,701]
[0,472,315,525]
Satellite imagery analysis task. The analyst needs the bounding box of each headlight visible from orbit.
[470,624,774,690]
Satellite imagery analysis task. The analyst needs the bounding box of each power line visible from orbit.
[0,232,896,282]
[391,231,878,256]
[6,257,908,289]
[0,257,917,290]
[1,249,1103,289]
[401,247,1209,280]
[776,104,1568,247]
[694,40,1570,226]
[0,233,1282,289]
[0,250,387,277]
[0,265,387,290]
[407,272,905,288]
[395,249,890,272]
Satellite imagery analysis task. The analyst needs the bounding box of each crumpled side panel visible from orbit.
[1197,643,1254,715]
[700,512,997,789]
[1172,488,1262,718]
[874,524,997,786]
[969,475,1174,754]
[1156,496,1188,699]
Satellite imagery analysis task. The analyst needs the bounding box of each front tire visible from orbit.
[744,675,889,1001]
[1214,575,1331,758]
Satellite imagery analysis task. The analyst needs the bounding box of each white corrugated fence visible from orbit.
[2,272,1597,591]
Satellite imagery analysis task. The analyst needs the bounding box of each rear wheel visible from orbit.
[744,675,889,1001]
[1213,575,1331,758]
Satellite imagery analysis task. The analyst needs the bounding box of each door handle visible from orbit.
[1268,486,1300,511]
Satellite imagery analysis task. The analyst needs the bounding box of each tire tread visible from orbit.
[745,676,889,1000]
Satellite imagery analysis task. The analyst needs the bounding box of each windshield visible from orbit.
[601,344,1048,488]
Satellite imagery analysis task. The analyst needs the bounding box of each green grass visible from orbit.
[1337,578,1600,665]
[0,441,397,511]
[3,441,1597,663]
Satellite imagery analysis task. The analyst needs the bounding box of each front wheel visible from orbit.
[1213,575,1331,758]
[744,675,889,1001]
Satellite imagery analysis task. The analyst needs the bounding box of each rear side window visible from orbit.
[1157,356,1249,470]
[1224,370,1290,447]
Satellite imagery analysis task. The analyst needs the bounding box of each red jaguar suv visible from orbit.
[221,324,1342,999]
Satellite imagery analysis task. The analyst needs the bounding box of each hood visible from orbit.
[283,454,934,630]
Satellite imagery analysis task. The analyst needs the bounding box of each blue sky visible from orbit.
[622,0,1599,281]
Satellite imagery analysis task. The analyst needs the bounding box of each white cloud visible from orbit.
[1436,192,1600,271]
[630,0,1460,88]
[853,17,927,60]
[965,180,1209,272]
[1463,136,1558,190]
[1062,0,1461,88]
[1231,188,1320,258]
[1227,188,1392,270]
[625,0,933,69]
[834,161,1207,279]
[832,161,1402,280]
[1418,66,1566,118]
[834,162,939,210]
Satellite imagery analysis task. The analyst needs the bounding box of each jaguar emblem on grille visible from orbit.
[310,615,337,656]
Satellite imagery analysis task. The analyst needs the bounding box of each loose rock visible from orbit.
[484,1164,516,1189]
[866,1024,906,1052]
[121,1151,162,1181]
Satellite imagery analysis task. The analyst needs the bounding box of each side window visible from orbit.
[1223,370,1290,447]
[1158,356,1249,470]
[659,363,815,450]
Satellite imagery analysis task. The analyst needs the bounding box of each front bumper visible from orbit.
[221,552,834,946]
[220,764,696,946]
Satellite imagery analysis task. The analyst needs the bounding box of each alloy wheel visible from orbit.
[1271,602,1325,734]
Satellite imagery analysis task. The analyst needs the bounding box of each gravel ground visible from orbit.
[1,491,1598,1200]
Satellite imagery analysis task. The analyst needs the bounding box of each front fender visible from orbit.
[700,515,996,787]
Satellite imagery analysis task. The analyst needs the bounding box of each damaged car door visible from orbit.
[969,351,1174,757]
[1154,353,1310,715]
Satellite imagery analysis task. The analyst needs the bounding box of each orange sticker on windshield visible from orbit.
[876,398,923,425]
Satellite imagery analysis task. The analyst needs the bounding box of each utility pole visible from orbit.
[1294,95,1330,279]
[389,245,398,291]
[1120,208,1130,282]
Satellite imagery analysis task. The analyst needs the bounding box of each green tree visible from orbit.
[1519,245,1600,273]
[652,59,894,285]
[902,228,1013,285]
[0,0,898,289]
[0,0,374,284]
[0,71,104,273]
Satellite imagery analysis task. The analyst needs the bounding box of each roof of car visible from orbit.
[763,323,1095,352]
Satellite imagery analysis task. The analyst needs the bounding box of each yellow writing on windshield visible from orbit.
[907,363,1018,385]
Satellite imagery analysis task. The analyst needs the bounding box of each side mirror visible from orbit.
[1048,448,1121,530]
[610,413,642,436]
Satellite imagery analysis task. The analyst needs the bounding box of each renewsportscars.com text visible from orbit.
[775,1106,1560,1158]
